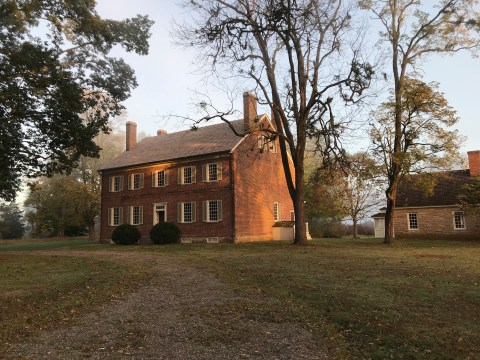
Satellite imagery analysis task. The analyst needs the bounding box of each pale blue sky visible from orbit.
[96,0,480,154]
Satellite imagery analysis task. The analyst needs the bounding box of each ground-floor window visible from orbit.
[128,206,143,225]
[178,202,196,223]
[108,207,123,226]
[453,211,466,230]
[202,200,223,222]
[408,213,418,230]
[273,202,281,222]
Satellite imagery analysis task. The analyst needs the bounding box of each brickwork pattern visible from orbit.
[233,135,293,242]
[100,154,233,242]
[394,207,480,240]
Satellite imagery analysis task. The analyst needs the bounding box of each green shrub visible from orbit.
[111,224,141,245]
[150,222,181,244]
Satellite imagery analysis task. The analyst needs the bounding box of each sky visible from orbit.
[95,0,480,155]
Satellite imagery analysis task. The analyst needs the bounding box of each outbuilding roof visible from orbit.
[395,170,473,208]
[100,120,245,171]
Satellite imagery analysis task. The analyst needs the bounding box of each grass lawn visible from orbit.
[1,237,479,359]
[0,238,154,353]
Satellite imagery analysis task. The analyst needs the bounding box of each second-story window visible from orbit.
[109,175,123,192]
[258,135,277,153]
[179,166,196,185]
[128,173,144,190]
[153,170,169,187]
[202,162,223,182]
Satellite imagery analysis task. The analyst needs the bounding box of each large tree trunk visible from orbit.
[353,217,358,238]
[293,191,307,245]
[58,202,66,238]
[384,190,396,244]
[293,159,308,245]
[88,222,95,241]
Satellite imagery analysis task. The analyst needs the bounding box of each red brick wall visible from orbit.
[232,135,294,242]
[468,150,480,177]
[394,207,480,240]
[100,154,234,242]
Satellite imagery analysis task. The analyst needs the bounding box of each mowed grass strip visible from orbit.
[0,252,152,353]
[156,238,480,359]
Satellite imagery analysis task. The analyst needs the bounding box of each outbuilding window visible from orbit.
[453,211,466,230]
[408,213,418,230]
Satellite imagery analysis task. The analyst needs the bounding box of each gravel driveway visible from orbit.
[3,252,325,359]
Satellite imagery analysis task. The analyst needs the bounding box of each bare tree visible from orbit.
[343,153,384,238]
[174,0,372,244]
[361,0,480,243]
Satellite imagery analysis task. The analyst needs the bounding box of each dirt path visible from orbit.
[4,252,325,359]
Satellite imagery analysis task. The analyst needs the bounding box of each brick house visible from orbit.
[98,93,294,243]
[373,151,480,240]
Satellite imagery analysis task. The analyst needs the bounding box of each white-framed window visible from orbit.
[178,202,196,223]
[178,166,196,185]
[127,206,143,225]
[408,213,418,230]
[202,162,222,182]
[152,170,169,187]
[109,175,123,192]
[128,173,144,190]
[274,202,281,222]
[258,135,277,153]
[202,200,223,222]
[108,207,123,226]
[453,211,466,230]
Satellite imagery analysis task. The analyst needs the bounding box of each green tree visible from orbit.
[305,152,383,238]
[457,177,480,216]
[343,153,383,238]
[0,203,25,239]
[361,0,479,243]
[0,0,153,201]
[25,123,125,240]
[305,166,349,223]
[25,176,86,237]
[175,0,372,244]
[370,78,462,241]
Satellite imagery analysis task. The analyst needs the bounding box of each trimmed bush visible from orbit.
[111,224,141,245]
[150,222,181,244]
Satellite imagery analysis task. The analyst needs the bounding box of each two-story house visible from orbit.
[98,93,294,243]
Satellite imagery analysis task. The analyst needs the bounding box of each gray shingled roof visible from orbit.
[100,120,245,171]
[396,170,473,207]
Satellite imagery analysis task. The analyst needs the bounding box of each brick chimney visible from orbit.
[243,92,257,133]
[126,121,137,151]
[468,150,480,177]
[157,129,167,136]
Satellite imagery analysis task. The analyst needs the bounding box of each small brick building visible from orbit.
[98,93,293,243]
[374,151,480,240]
